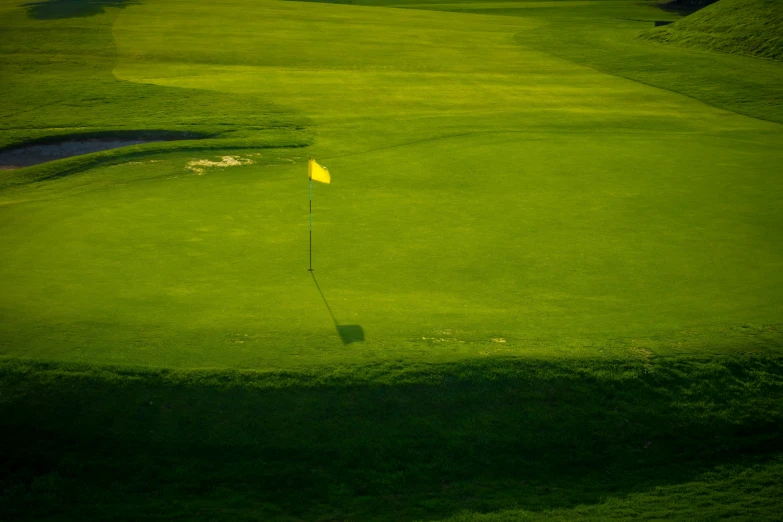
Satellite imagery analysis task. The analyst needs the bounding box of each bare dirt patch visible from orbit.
[186,155,255,175]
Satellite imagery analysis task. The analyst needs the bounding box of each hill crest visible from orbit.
[640,0,783,61]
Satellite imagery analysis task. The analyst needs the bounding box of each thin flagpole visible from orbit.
[309,177,313,271]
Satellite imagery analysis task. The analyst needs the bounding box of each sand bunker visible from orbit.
[186,155,255,175]
[0,138,160,169]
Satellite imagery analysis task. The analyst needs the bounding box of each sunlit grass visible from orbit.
[2,0,782,367]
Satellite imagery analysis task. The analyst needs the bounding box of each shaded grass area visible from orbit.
[22,0,138,20]
[1,355,782,520]
[640,0,783,61]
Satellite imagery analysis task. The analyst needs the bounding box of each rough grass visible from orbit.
[1,355,782,521]
[640,0,783,61]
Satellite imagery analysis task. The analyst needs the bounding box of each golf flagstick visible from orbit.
[308,158,331,272]
[309,177,313,271]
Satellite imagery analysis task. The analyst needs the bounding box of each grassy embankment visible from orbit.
[640,0,783,61]
[1,0,783,519]
[3,356,783,521]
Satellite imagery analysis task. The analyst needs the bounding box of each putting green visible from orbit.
[1,0,782,369]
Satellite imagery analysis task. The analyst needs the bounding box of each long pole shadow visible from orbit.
[311,272,364,345]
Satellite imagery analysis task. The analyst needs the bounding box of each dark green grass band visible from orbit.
[2,354,782,520]
[640,0,783,62]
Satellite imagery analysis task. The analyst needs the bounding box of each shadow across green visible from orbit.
[1,355,781,520]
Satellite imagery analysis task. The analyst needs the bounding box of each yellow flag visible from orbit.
[308,158,331,185]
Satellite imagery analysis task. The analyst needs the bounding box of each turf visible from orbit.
[1,0,783,519]
[2,0,783,369]
[640,0,783,61]
[2,356,782,521]
[0,0,312,169]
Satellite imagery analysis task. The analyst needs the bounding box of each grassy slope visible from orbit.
[640,0,783,61]
[1,0,783,520]
[2,356,782,521]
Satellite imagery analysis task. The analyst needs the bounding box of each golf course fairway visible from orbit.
[1,0,782,519]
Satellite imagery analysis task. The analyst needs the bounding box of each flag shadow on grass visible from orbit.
[311,273,364,345]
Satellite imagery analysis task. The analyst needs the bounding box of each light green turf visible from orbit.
[1,0,783,369]
[390,0,783,123]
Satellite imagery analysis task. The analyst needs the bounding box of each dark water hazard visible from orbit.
[23,0,139,20]
[0,132,204,170]
[658,0,718,15]
[0,139,154,169]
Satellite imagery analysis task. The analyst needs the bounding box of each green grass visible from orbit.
[340,0,783,123]
[0,0,312,162]
[2,356,782,521]
[2,0,783,369]
[640,0,783,61]
[1,0,783,519]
